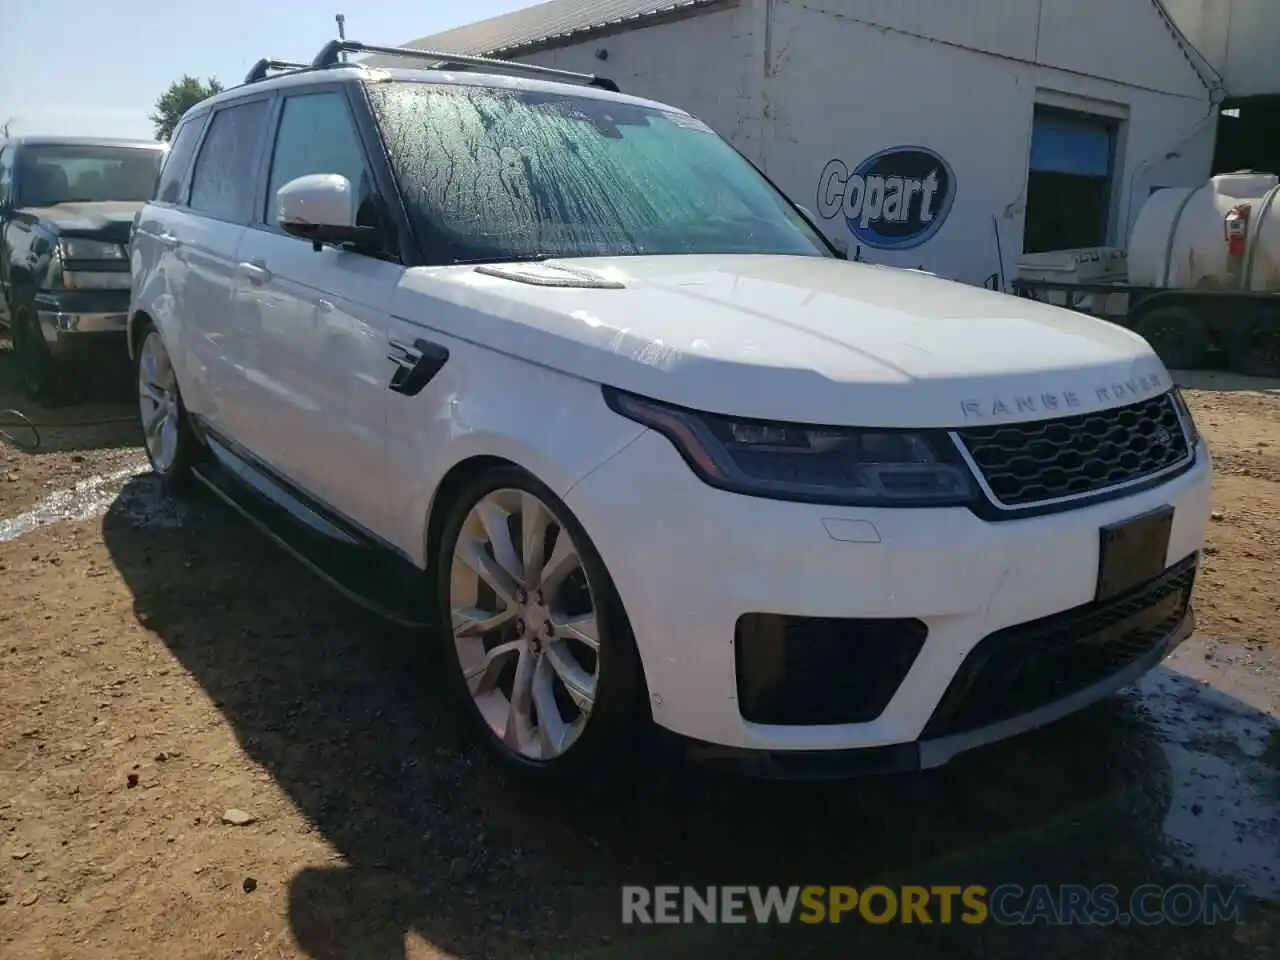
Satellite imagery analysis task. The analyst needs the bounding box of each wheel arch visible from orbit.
[127,309,153,362]
[414,414,643,570]
[422,454,514,579]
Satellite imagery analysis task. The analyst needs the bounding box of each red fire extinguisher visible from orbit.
[1224,203,1251,288]
[1225,203,1251,257]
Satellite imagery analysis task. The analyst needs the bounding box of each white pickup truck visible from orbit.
[127,40,1212,781]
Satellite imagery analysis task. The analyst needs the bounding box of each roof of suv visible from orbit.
[193,62,677,117]
[5,135,163,149]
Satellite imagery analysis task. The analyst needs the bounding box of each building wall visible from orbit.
[511,0,1216,285]
[1161,0,1280,98]
[759,0,1216,283]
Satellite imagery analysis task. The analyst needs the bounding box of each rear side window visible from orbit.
[189,99,270,223]
[155,114,207,206]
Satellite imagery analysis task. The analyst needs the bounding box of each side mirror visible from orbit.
[277,173,379,252]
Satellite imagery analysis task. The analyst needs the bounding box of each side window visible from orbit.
[155,114,207,206]
[189,99,270,223]
[265,91,379,232]
[0,147,13,206]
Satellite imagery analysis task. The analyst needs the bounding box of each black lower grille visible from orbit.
[921,556,1196,738]
[735,614,927,725]
[954,391,1190,508]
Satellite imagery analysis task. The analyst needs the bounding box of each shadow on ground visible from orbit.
[0,343,137,455]
[101,481,1279,959]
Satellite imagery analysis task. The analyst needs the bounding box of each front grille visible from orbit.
[735,614,928,725]
[921,556,1196,738]
[953,392,1190,508]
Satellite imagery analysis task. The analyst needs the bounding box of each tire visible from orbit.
[9,294,79,406]
[1132,305,1211,371]
[1226,309,1280,379]
[135,322,200,492]
[433,464,646,781]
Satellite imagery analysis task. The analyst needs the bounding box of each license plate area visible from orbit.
[1097,505,1174,601]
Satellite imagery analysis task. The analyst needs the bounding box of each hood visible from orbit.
[393,254,1170,428]
[20,201,143,244]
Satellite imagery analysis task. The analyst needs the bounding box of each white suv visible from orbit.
[129,40,1212,780]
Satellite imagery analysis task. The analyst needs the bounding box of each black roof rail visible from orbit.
[310,40,620,93]
[243,58,310,85]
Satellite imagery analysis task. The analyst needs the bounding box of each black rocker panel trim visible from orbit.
[192,423,428,628]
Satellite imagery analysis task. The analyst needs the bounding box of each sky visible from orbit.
[0,0,532,141]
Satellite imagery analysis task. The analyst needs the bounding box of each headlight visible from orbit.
[1170,386,1201,446]
[603,388,977,507]
[59,238,127,260]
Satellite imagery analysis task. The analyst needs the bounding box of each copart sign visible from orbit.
[816,147,956,250]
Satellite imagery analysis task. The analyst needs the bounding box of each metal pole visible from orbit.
[335,14,347,62]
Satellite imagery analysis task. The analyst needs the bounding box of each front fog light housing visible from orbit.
[604,388,977,507]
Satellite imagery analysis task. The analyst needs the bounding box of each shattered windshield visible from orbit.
[367,80,833,263]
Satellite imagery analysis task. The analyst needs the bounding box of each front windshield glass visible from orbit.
[16,144,162,206]
[368,81,833,262]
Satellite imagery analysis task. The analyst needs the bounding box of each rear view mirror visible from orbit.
[277,173,378,251]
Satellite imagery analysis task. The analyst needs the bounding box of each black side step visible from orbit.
[191,458,429,630]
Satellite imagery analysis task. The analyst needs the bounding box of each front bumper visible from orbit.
[36,291,129,359]
[679,604,1195,778]
[565,428,1213,767]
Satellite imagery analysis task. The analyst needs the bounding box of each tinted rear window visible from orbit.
[188,99,271,223]
[155,114,208,206]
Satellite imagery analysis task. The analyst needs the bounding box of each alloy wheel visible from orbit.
[449,488,602,761]
[138,331,181,473]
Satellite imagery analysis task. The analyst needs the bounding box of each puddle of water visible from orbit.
[1132,640,1280,899]
[0,461,186,542]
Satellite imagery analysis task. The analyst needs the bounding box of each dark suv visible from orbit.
[0,136,165,402]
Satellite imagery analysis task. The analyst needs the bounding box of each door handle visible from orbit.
[237,260,272,285]
[158,232,180,249]
[387,338,450,396]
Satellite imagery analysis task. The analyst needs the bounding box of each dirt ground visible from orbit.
[1,347,1279,960]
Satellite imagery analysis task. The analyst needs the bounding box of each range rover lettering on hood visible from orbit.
[959,371,1167,419]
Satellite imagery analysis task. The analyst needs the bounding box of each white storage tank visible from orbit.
[1249,188,1280,291]
[1128,172,1280,290]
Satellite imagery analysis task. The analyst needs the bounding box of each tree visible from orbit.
[150,76,223,141]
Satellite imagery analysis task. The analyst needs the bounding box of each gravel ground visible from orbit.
[1,348,1278,960]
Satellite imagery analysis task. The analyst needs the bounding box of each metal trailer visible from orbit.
[1010,276,1280,378]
